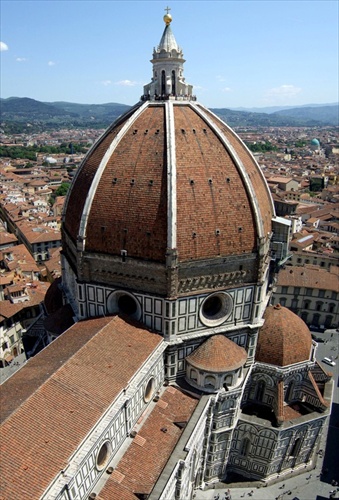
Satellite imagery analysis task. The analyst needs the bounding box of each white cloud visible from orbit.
[266,84,302,99]
[48,60,56,66]
[16,57,27,62]
[0,41,9,51]
[101,80,112,86]
[116,79,138,87]
[216,76,231,92]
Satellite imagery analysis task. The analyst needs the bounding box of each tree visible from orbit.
[54,183,71,197]
[49,182,71,205]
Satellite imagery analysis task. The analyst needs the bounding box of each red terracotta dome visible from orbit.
[256,304,313,366]
[186,335,247,372]
[63,102,273,264]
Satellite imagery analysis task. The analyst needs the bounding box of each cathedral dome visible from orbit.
[61,14,274,300]
[256,304,313,366]
[63,102,273,259]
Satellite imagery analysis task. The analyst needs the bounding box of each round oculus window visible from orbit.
[96,440,111,471]
[118,294,137,315]
[144,377,155,403]
[199,292,233,327]
[107,290,141,320]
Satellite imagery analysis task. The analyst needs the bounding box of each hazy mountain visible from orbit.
[1,97,338,131]
[271,105,339,125]
[231,103,338,114]
[211,105,338,127]
[0,97,132,132]
[48,101,131,120]
[1,97,67,117]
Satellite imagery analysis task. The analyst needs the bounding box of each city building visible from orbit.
[290,249,338,271]
[0,11,333,500]
[272,264,338,329]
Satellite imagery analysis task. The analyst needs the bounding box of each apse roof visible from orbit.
[186,334,248,372]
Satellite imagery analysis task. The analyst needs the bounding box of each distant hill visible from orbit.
[271,105,339,126]
[0,97,131,131]
[212,104,338,127]
[231,103,338,114]
[1,97,338,132]
[49,101,131,121]
[1,97,67,118]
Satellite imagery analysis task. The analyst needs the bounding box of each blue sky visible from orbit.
[1,1,338,109]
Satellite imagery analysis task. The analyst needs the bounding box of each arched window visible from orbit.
[291,298,298,310]
[279,297,286,306]
[316,301,323,312]
[301,311,308,323]
[290,437,301,457]
[256,380,266,402]
[328,303,335,313]
[313,313,320,327]
[240,437,250,456]
[171,70,176,95]
[161,70,166,95]
[190,369,198,383]
[303,300,310,310]
[325,315,333,328]
[204,375,216,389]
[285,381,295,402]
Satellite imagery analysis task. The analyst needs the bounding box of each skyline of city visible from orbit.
[1,0,338,109]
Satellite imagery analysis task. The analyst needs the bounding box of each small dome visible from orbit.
[186,335,247,372]
[256,304,312,367]
[311,138,320,146]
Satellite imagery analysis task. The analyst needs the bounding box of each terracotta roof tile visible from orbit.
[99,386,198,498]
[197,105,274,238]
[277,265,338,292]
[64,108,138,243]
[0,315,162,500]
